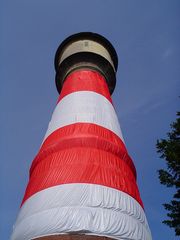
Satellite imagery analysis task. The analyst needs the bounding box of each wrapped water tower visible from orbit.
[11,32,152,240]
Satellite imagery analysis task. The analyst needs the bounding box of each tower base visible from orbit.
[36,234,113,240]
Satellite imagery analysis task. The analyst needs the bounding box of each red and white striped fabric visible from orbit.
[11,70,152,240]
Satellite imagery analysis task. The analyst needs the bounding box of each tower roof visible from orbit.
[54,32,118,95]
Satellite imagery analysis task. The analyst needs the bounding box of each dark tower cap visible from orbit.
[54,32,118,95]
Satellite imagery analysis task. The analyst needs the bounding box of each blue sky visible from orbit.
[1,0,180,239]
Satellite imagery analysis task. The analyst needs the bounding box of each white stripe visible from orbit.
[59,40,115,71]
[43,91,124,143]
[11,184,152,240]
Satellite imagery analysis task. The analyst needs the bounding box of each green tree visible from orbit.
[156,112,180,236]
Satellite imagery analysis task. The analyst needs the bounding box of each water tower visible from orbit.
[11,32,151,240]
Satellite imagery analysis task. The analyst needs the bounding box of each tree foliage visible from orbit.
[156,112,180,236]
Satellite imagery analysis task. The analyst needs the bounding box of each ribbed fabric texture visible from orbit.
[11,70,152,240]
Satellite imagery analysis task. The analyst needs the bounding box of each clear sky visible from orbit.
[1,0,180,239]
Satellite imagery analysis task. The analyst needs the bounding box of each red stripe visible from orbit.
[23,123,141,206]
[57,70,112,103]
[22,148,143,207]
[31,123,136,177]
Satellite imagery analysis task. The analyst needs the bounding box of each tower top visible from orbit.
[54,32,118,94]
